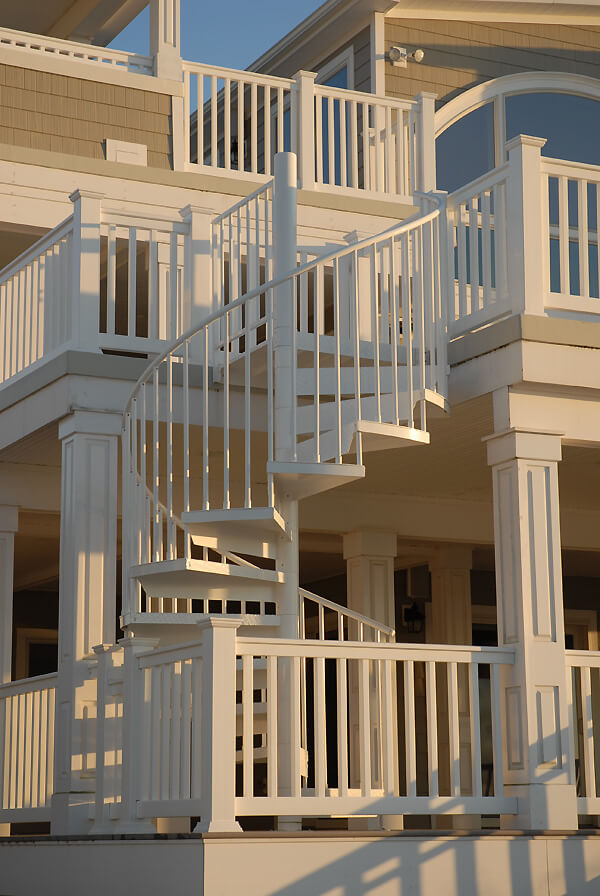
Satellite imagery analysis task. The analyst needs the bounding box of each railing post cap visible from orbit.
[483,427,563,466]
[416,90,438,102]
[92,643,114,655]
[196,617,242,632]
[179,203,212,219]
[69,188,104,204]
[505,134,547,154]
[117,636,160,652]
[293,70,318,81]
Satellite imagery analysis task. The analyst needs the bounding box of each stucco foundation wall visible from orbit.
[1,833,600,896]
[384,20,600,105]
[0,64,172,168]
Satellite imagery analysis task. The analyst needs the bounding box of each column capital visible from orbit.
[343,530,397,560]
[58,410,123,441]
[484,428,563,467]
[196,617,241,634]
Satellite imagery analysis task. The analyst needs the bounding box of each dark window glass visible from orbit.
[436,102,495,193]
[505,92,600,166]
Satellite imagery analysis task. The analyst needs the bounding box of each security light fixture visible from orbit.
[388,46,425,68]
[403,600,425,635]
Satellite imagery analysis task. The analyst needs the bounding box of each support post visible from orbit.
[150,0,182,81]
[294,72,316,191]
[69,190,102,353]
[194,618,242,833]
[51,411,120,835]
[506,135,547,316]
[180,204,213,354]
[486,428,578,830]
[415,92,437,193]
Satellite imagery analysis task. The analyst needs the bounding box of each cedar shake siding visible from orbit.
[384,19,600,106]
[0,64,172,168]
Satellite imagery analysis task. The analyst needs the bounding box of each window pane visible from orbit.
[505,92,600,165]
[436,102,495,193]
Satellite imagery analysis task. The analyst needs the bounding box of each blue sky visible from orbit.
[109,0,325,69]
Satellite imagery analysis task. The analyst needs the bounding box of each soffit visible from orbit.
[0,0,147,46]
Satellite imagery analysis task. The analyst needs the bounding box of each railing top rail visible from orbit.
[540,156,600,179]
[447,161,510,207]
[102,208,189,234]
[0,672,58,695]
[0,215,74,286]
[236,636,517,664]
[0,25,153,71]
[124,192,443,416]
[314,82,416,110]
[212,179,273,227]
[182,58,294,90]
[300,587,395,637]
[566,649,600,667]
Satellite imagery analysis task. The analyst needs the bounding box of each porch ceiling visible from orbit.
[0,0,147,46]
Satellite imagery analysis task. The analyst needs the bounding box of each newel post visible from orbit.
[150,0,182,81]
[69,190,102,353]
[194,618,242,833]
[415,92,437,193]
[294,72,316,191]
[506,135,547,316]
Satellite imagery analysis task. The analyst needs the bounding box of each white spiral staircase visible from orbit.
[121,153,449,643]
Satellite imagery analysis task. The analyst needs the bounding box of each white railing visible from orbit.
[446,164,510,337]
[211,181,274,353]
[0,26,153,74]
[99,209,187,355]
[567,650,600,815]
[543,158,600,316]
[0,217,73,383]
[300,588,395,643]
[0,673,56,821]
[314,85,415,198]
[183,62,294,179]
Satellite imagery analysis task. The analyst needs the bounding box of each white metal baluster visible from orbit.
[314,654,327,798]
[404,660,417,797]
[581,665,596,798]
[264,86,272,176]
[160,665,171,800]
[469,663,482,798]
[558,176,570,296]
[350,100,358,189]
[210,75,218,167]
[169,231,178,339]
[334,258,342,462]
[152,368,161,561]
[224,78,231,170]
[203,325,210,511]
[224,313,230,508]
[337,656,349,796]
[191,656,202,798]
[106,224,116,336]
[182,341,190,558]
[371,244,381,422]
[244,285,251,508]
[352,251,362,460]
[170,662,182,799]
[481,192,492,309]
[362,103,370,192]
[327,95,335,185]
[490,663,504,800]
[251,82,258,173]
[183,68,191,165]
[385,105,393,194]
[181,660,192,798]
[291,656,301,798]
[128,227,137,338]
[426,661,439,798]
[448,661,461,796]
[242,653,254,798]
[315,93,323,184]
[494,182,508,301]
[358,658,371,796]
[578,179,589,298]
[166,355,174,559]
[382,659,395,795]
[468,197,480,314]
[237,80,244,172]
[267,654,278,797]
[457,204,467,319]
[340,98,347,188]
[390,238,400,424]
[314,268,321,462]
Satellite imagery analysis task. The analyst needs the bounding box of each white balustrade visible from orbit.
[300,588,395,643]
[0,673,56,820]
[314,85,415,198]
[0,218,73,383]
[446,164,510,336]
[0,26,153,73]
[567,651,600,815]
[183,62,294,178]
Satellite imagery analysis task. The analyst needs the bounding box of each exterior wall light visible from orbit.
[402,599,425,634]
[388,46,425,68]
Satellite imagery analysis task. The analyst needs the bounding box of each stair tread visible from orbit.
[133,557,284,584]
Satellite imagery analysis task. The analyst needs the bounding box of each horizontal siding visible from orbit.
[0,64,171,168]
[384,19,600,105]
[314,26,371,93]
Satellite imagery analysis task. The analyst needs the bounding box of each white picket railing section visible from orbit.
[183,62,294,178]
[99,210,187,355]
[567,651,600,815]
[543,158,600,315]
[0,218,73,383]
[0,26,153,74]
[446,164,510,337]
[314,85,415,197]
[0,674,56,821]
[300,588,395,643]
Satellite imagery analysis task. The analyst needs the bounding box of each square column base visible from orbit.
[50,793,93,835]
[501,784,578,831]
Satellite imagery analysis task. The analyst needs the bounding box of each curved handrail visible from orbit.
[123,192,444,420]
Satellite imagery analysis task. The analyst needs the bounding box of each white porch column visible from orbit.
[486,428,578,830]
[150,0,182,81]
[69,190,102,353]
[0,506,18,685]
[51,411,120,835]
[343,530,397,629]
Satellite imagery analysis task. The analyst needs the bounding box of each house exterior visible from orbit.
[0,0,600,893]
